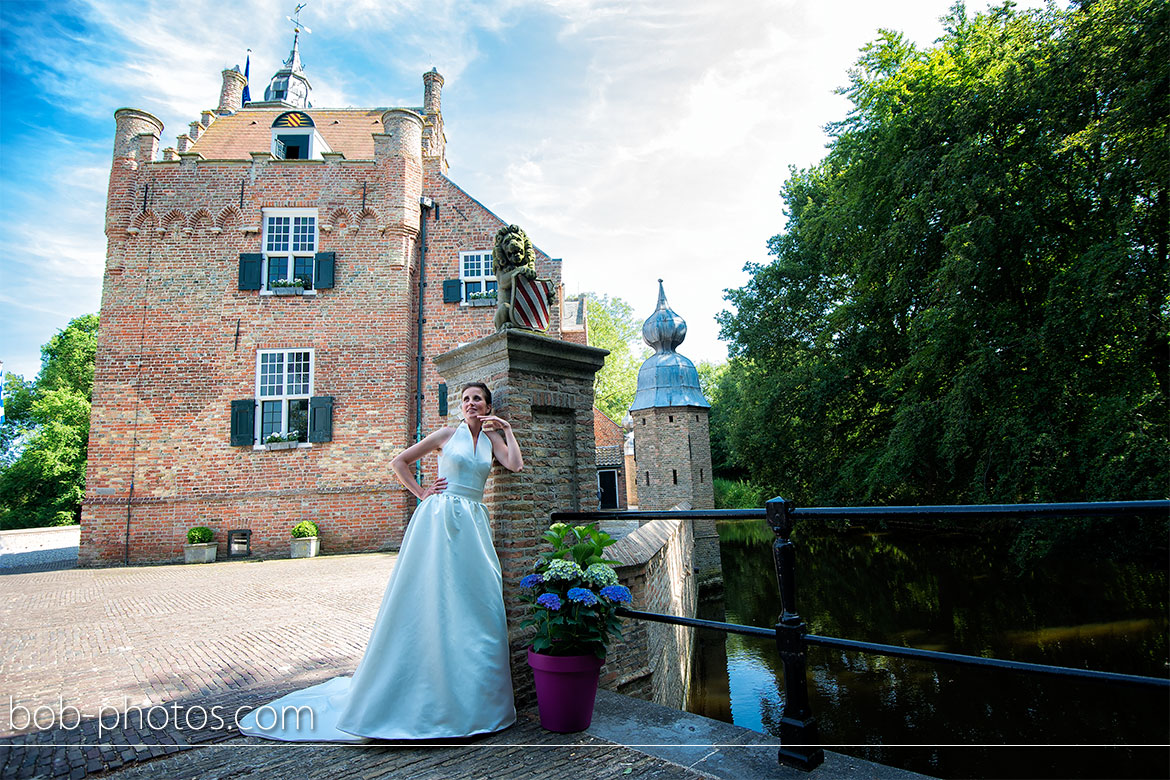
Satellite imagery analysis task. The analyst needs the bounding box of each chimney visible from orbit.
[218,68,248,115]
[423,68,443,115]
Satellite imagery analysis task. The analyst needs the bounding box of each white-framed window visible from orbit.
[256,349,314,444]
[263,209,317,290]
[273,132,312,160]
[459,251,497,302]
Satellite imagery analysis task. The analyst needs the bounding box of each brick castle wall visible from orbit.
[631,406,714,511]
[83,98,561,566]
[630,405,720,586]
[603,518,696,709]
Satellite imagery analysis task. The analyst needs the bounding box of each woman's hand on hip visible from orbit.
[420,476,448,499]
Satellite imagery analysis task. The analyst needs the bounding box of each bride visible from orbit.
[238,382,522,741]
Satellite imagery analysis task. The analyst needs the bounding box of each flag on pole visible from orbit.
[511,275,553,332]
[242,50,252,105]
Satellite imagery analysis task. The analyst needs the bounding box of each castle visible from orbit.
[80,38,575,565]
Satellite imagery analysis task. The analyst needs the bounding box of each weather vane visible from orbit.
[288,3,312,35]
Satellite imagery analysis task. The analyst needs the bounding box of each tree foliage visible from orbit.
[0,314,98,528]
[717,0,1168,505]
[586,293,649,423]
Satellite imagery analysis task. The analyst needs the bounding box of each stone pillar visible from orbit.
[433,330,607,704]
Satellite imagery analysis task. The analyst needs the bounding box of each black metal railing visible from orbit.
[554,499,1170,771]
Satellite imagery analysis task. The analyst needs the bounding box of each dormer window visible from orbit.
[271,111,330,160]
[271,77,288,101]
[274,133,310,160]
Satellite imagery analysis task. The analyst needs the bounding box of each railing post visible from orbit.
[766,496,824,771]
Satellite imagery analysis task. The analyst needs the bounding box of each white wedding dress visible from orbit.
[238,423,516,741]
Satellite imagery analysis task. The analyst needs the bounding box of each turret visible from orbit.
[376,109,424,238]
[106,108,162,236]
[262,29,312,108]
[628,279,719,583]
[112,108,164,164]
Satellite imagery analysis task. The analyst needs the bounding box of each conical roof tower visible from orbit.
[630,280,709,410]
[261,19,313,107]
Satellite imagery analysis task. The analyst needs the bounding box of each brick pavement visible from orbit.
[0,552,930,780]
[1,554,395,779]
[0,554,728,780]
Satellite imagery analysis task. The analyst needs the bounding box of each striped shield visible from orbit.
[512,274,553,332]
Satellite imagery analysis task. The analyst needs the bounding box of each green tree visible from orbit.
[718,0,1168,506]
[0,314,99,529]
[38,313,98,397]
[587,293,649,423]
[0,373,36,466]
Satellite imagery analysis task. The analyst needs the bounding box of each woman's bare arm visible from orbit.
[481,415,523,472]
[391,426,458,499]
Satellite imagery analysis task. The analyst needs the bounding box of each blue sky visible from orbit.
[0,0,1050,381]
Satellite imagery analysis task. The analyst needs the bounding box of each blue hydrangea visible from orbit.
[544,558,584,582]
[599,585,632,604]
[519,574,543,589]
[583,563,618,588]
[567,587,599,606]
[536,593,562,611]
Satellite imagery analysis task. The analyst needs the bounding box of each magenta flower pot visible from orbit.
[527,648,604,732]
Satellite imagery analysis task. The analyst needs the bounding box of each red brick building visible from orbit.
[81,46,573,565]
[594,408,628,510]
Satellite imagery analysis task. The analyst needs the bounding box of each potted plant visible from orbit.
[265,430,301,450]
[271,278,305,296]
[290,520,320,558]
[184,526,217,563]
[468,290,497,307]
[519,522,632,732]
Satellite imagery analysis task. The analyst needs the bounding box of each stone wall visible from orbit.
[600,517,696,710]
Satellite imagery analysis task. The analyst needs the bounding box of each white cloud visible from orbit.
[0,0,1053,380]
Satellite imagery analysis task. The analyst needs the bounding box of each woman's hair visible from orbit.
[461,381,492,408]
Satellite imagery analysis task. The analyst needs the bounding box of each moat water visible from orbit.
[685,520,1169,779]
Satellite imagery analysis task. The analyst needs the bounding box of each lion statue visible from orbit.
[492,224,552,331]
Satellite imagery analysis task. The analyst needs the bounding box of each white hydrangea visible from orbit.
[582,563,618,588]
[544,558,585,582]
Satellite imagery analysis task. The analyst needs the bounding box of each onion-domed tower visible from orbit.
[629,281,720,585]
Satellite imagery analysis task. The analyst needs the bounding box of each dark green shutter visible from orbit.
[314,252,335,289]
[438,383,447,416]
[442,279,462,303]
[230,400,255,446]
[238,254,263,290]
[309,396,334,443]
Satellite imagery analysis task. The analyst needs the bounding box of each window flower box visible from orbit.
[469,296,497,307]
[264,431,302,450]
[273,285,304,296]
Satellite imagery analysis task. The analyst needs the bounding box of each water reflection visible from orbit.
[688,521,1170,779]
